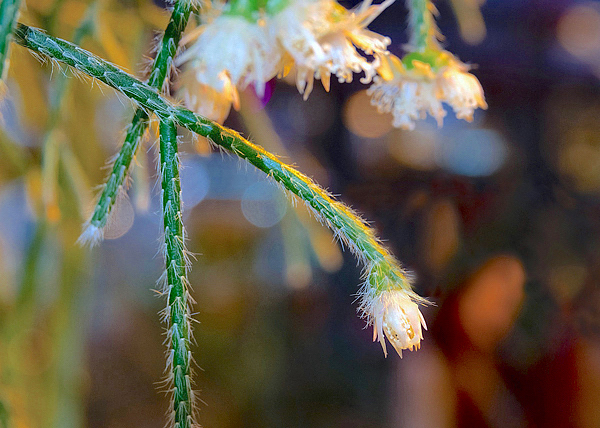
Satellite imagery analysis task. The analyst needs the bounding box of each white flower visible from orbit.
[368,63,445,130]
[178,15,282,95]
[270,0,394,99]
[176,13,283,119]
[437,65,487,122]
[367,289,427,357]
[368,52,487,130]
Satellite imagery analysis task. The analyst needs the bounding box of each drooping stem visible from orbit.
[81,0,192,244]
[406,0,440,51]
[0,0,22,83]
[13,23,416,297]
[159,119,194,428]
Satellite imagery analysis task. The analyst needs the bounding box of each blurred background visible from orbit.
[2,0,600,426]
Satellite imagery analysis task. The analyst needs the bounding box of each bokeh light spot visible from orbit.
[549,264,587,305]
[241,181,287,228]
[559,140,600,192]
[180,155,210,210]
[104,195,135,240]
[437,129,508,177]
[459,256,526,353]
[343,90,393,139]
[557,3,600,60]
[388,130,439,171]
[421,199,461,272]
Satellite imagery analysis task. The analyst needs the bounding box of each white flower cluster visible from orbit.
[367,53,487,130]
[177,0,393,121]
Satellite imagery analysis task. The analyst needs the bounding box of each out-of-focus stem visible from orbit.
[0,0,22,83]
[406,0,440,51]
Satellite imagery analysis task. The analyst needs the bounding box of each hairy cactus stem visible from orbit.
[159,119,195,428]
[80,0,192,245]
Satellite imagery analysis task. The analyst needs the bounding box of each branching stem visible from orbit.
[13,22,414,295]
[82,1,192,243]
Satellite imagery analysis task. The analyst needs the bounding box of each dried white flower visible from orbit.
[437,65,487,122]
[368,52,487,130]
[271,0,394,99]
